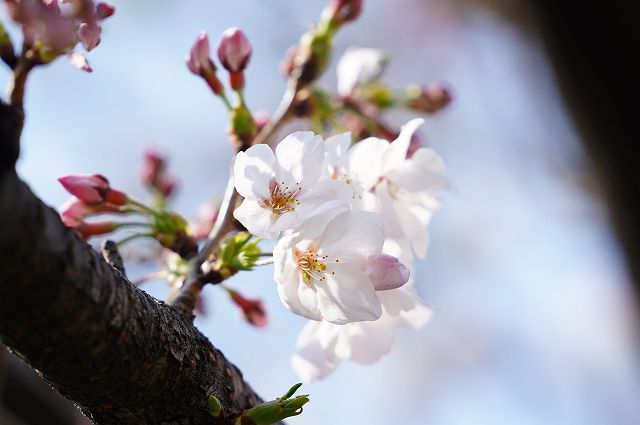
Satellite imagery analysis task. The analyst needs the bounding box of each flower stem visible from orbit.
[117,232,153,247]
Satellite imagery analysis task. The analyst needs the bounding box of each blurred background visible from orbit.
[2,0,640,424]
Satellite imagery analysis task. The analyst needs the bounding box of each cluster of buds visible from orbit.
[282,0,362,86]
[58,174,128,238]
[2,0,115,72]
[58,173,197,258]
[187,28,256,149]
[405,82,452,114]
[141,149,177,200]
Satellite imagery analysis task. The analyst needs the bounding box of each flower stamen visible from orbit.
[296,249,335,286]
[260,180,302,215]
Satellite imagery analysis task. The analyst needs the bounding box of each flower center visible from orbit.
[296,249,337,286]
[263,180,302,215]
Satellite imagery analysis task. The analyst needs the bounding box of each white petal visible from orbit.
[317,210,384,268]
[233,199,277,238]
[292,321,340,382]
[294,200,351,242]
[334,318,396,364]
[269,210,298,234]
[348,137,388,190]
[375,182,407,238]
[296,179,353,218]
[274,235,322,320]
[379,286,433,329]
[324,132,352,171]
[397,204,431,258]
[336,47,389,96]
[275,131,324,188]
[382,118,424,174]
[233,145,276,200]
[387,147,446,210]
[315,263,381,324]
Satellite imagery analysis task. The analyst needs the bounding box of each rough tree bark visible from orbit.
[0,102,264,424]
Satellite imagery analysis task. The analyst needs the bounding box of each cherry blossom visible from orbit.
[273,202,385,324]
[349,118,446,257]
[292,285,432,381]
[233,131,351,239]
[336,47,388,97]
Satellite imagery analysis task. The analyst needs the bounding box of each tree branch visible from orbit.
[0,106,265,424]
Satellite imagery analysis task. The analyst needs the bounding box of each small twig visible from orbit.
[253,80,298,147]
[169,41,323,318]
[101,240,126,275]
[7,58,35,108]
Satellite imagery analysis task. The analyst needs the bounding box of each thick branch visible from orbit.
[0,139,263,423]
[529,1,640,305]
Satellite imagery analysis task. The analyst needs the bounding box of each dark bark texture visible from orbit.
[528,1,640,305]
[0,104,262,424]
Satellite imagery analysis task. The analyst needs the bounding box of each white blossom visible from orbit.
[336,47,389,97]
[233,131,351,239]
[273,202,386,325]
[349,118,446,257]
[292,285,432,382]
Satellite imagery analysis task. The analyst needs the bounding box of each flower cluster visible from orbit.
[186,27,256,149]
[3,0,115,72]
[234,117,446,379]
[57,153,198,258]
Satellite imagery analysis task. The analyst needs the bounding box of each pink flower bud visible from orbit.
[59,174,109,204]
[228,289,268,328]
[186,31,214,75]
[78,22,101,51]
[59,197,121,222]
[95,2,115,20]
[365,254,410,291]
[68,52,92,72]
[58,174,128,206]
[141,149,177,198]
[141,149,166,186]
[217,27,252,73]
[327,0,363,24]
[253,111,271,133]
[280,45,298,77]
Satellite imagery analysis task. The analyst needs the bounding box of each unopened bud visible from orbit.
[228,289,268,328]
[95,2,116,20]
[59,197,121,222]
[406,82,452,114]
[252,111,271,133]
[58,174,128,206]
[187,32,225,96]
[279,45,298,78]
[68,52,92,72]
[141,149,177,198]
[217,27,252,73]
[325,0,363,25]
[365,254,410,291]
[78,22,101,51]
[236,383,309,425]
